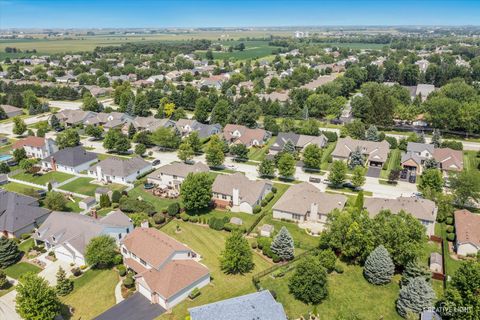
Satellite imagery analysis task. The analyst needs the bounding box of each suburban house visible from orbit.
[272,182,347,223]
[41,146,98,174]
[55,109,97,127]
[88,156,152,184]
[199,74,229,90]
[405,84,435,102]
[147,162,209,189]
[122,116,175,134]
[223,124,270,147]
[0,190,51,238]
[34,210,133,265]
[270,132,328,155]
[332,137,390,167]
[212,172,272,214]
[401,142,435,174]
[84,112,133,131]
[188,290,287,320]
[0,104,23,118]
[454,209,480,257]
[363,197,437,236]
[433,148,464,173]
[121,228,210,309]
[175,119,222,139]
[12,136,58,159]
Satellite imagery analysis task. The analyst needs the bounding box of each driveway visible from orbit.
[94,293,165,320]
[366,166,381,178]
[0,290,21,320]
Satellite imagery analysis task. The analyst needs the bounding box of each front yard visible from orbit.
[4,261,41,279]
[380,149,401,180]
[260,262,402,319]
[59,177,125,196]
[248,137,275,162]
[12,171,74,186]
[158,221,273,320]
[61,268,118,320]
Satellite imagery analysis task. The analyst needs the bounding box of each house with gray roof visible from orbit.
[401,142,435,174]
[0,190,51,238]
[188,290,287,320]
[273,182,347,224]
[0,104,23,118]
[175,119,222,139]
[332,137,390,167]
[88,156,152,184]
[122,116,175,134]
[270,132,328,155]
[34,210,133,265]
[147,162,209,189]
[212,172,272,214]
[363,197,437,236]
[41,146,98,174]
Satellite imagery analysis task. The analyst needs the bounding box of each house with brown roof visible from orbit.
[223,124,270,147]
[454,209,480,257]
[212,172,272,214]
[272,182,347,224]
[147,162,209,190]
[121,228,210,309]
[122,116,175,134]
[332,137,390,167]
[363,197,437,236]
[12,136,57,159]
[270,132,328,155]
[175,119,222,139]
[433,148,464,173]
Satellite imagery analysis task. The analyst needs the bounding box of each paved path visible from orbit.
[0,290,21,320]
[114,281,124,304]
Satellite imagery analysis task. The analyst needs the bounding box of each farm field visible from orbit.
[196,40,281,60]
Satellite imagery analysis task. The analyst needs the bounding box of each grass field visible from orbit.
[248,137,275,162]
[1,181,41,195]
[18,238,35,253]
[127,181,179,212]
[196,40,280,60]
[380,149,401,179]
[260,262,402,319]
[463,150,479,172]
[320,142,337,171]
[12,171,74,186]
[62,268,118,320]
[159,221,273,320]
[59,177,125,196]
[4,262,41,279]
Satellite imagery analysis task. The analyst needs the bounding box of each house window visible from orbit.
[140,258,146,266]
[122,248,128,255]
[222,195,227,200]
[126,228,129,233]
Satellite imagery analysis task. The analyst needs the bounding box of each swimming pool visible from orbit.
[0,154,13,162]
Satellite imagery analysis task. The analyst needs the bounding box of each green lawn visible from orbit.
[1,181,41,196]
[248,137,275,162]
[380,149,401,179]
[196,40,281,60]
[159,221,273,320]
[260,262,402,319]
[127,182,179,212]
[13,171,74,186]
[61,269,118,320]
[463,151,479,172]
[4,262,41,279]
[64,197,83,213]
[59,177,125,196]
[187,209,259,231]
[257,183,319,250]
[320,142,337,171]
[18,238,34,253]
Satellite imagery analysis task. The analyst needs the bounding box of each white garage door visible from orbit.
[138,283,152,301]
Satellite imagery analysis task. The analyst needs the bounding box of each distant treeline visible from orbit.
[0,81,81,106]
[94,39,212,55]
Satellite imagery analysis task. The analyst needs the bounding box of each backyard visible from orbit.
[59,177,125,196]
[127,181,179,212]
[12,171,74,186]
[158,221,273,320]
[1,181,41,196]
[61,268,118,320]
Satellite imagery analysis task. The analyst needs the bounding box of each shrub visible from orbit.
[257,237,271,250]
[188,287,201,299]
[446,225,454,233]
[334,264,344,274]
[153,213,165,224]
[447,233,455,241]
[223,223,239,232]
[251,241,257,249]
[113,254,123,265]
[111,190,122,203]
[119,197,155,215]
[253,205,261,214]
[71,267,82,277]
[180,212,190,221]
[445,217,454,225]
[117,265,126,277]
[167,202,180,216]
[261,199,268,207]
[123,276,134,288]
[208,217,228,230]
[265,192,274,202]
[189,216,199,223]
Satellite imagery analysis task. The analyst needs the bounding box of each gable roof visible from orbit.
[273,182,347,216]
[0,190,50,234]
[433,148,464,172]
[271,132,327,151]
[12,136,46,149]
[223,124,268,145]
[363,197,437,222]
[148,162,209,180]
[90,156,150,178]
[43,146,97,167]
[188,290,287,320]
[332,137,390,163]
[212,173,272,206]
[406,142,434,154]
[454,209,480,247]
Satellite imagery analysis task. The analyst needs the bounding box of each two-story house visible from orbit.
[12,136,58,159]
[121,228,210,309]
[223,124,270,147]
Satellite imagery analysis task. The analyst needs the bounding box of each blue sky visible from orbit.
[1,0,480,29]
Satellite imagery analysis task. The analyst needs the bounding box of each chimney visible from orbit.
[141,220,149,228]
[91,208,98,219]
[232,188,240,206]
[51,157,57,171]
[310,202,318,221]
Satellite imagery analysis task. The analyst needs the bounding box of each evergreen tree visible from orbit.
[99,194,111,208]
[396,277,435,318]
[50,114,60,129]
[400,260,431,287]
[431,129,442,148]
[0,270,8,289]
[55,267,73,296]
[270,227,295,261]
[282,140,296,155]
[220,231,254,274]
[125,99,134,116]
[349,147,365,169]
[127,123,137,139]
[0,237,21,268]
[258,158,275,177]
[354,191,364,210]
[365,125,379,141]
[363,245,395,285]
[423,158,438,170]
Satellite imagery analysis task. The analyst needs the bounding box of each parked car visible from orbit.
[400,169,408,180]
[309,176,321,183]
[409,174,416,184]
[152,159,161,166]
